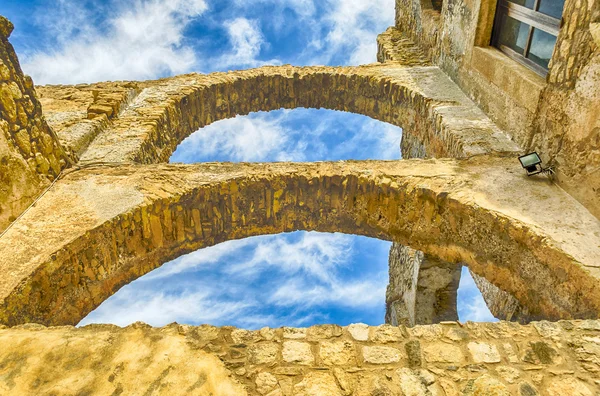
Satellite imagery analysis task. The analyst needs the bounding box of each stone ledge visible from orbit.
[471,46,545,113]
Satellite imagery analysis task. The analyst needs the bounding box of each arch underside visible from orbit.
[0,157,599,326]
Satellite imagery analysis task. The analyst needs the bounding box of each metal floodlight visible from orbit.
[518,152,554,177]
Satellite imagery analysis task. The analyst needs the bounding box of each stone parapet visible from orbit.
[1,320,599,395]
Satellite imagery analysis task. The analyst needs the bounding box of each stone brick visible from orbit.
[282,341,313,365]
[249,343,280,365]
[546,377,594,396]
[463,375,511,396]
[362,346,402,364]
[369,324,403,343]
[396,368,430,395]
[422,343,465,363]
[319,340,356,366]
[283,327,306,339]
[467,342,501,363]
[293,372,343,396]
[348,323,369,341]
[255,372,278,395]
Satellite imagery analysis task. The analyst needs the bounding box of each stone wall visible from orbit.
[391,0,600,218]
[1,320,600,395]
[530,0,600,219]
[386,244,461,327]
[0,15,70,232]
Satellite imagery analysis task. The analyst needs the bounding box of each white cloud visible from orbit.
[214,18,280,70]
[171,109,402,163]
[269,278,385,309]
[171,112,302,163]
[331,117,403,159]
[225,232,354,283]
[79,288,259,327]
[23,0,208,84]
[80,232,389,328]
[310,0,396,65]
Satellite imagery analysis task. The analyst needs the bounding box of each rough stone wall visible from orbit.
[1,321,600,395]
[37,82,139,157]
[530,0,600,218]
[386,245,422,326]
[386,244,461,327]
[391,0,600,218]
[0,16,70,232]
[387,126,463,328]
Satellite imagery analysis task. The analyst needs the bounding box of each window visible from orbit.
[491,0,565,76]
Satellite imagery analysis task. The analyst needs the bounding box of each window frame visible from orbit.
[491,0,562,76]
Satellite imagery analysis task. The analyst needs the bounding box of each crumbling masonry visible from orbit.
[0,0,599,392]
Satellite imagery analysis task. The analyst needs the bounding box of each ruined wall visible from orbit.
[386,244,461,327]
[1,321,600,395]
[391,0,600,218]
[0,16,69,232]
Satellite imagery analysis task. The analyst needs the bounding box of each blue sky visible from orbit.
[2,0,495,327]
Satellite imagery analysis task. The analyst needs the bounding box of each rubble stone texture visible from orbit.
[0,16,70,232]
[1,321,600,395]
[0,0,599,390]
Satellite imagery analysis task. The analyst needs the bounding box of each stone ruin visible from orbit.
[0,0,599,393]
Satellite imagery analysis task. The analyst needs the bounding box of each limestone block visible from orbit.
[232,329,262,344]
[283,327,306,339]
[307,324,343,340]
[293,372,343,396]
[496,366,520,384]
[319,340,356,366]
[519,382,539,395]
[255,372,278,395]
[522,341,561,365]
[362,346,402,364]
[348,323,369,341]
[396,368,429,396]
[546,377,594,396]
[282,341,313,365]
[369,324,403,343]
[259,327,276,341]
[0,83,17,123]
[422,343,464,363]
[463,375,511,396]
[249,343,280,365]
[467,342,502,363]
[0,16,14,38]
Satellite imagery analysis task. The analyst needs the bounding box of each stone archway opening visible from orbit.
[74,108,502,329]
[170,108,404,164]
[77,230,497,329]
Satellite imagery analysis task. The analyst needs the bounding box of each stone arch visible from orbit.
[77,65,519,165]
[0,158,598,326]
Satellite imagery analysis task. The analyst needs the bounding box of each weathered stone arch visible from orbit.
[75,65,519,165]
[1,157,598,327]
